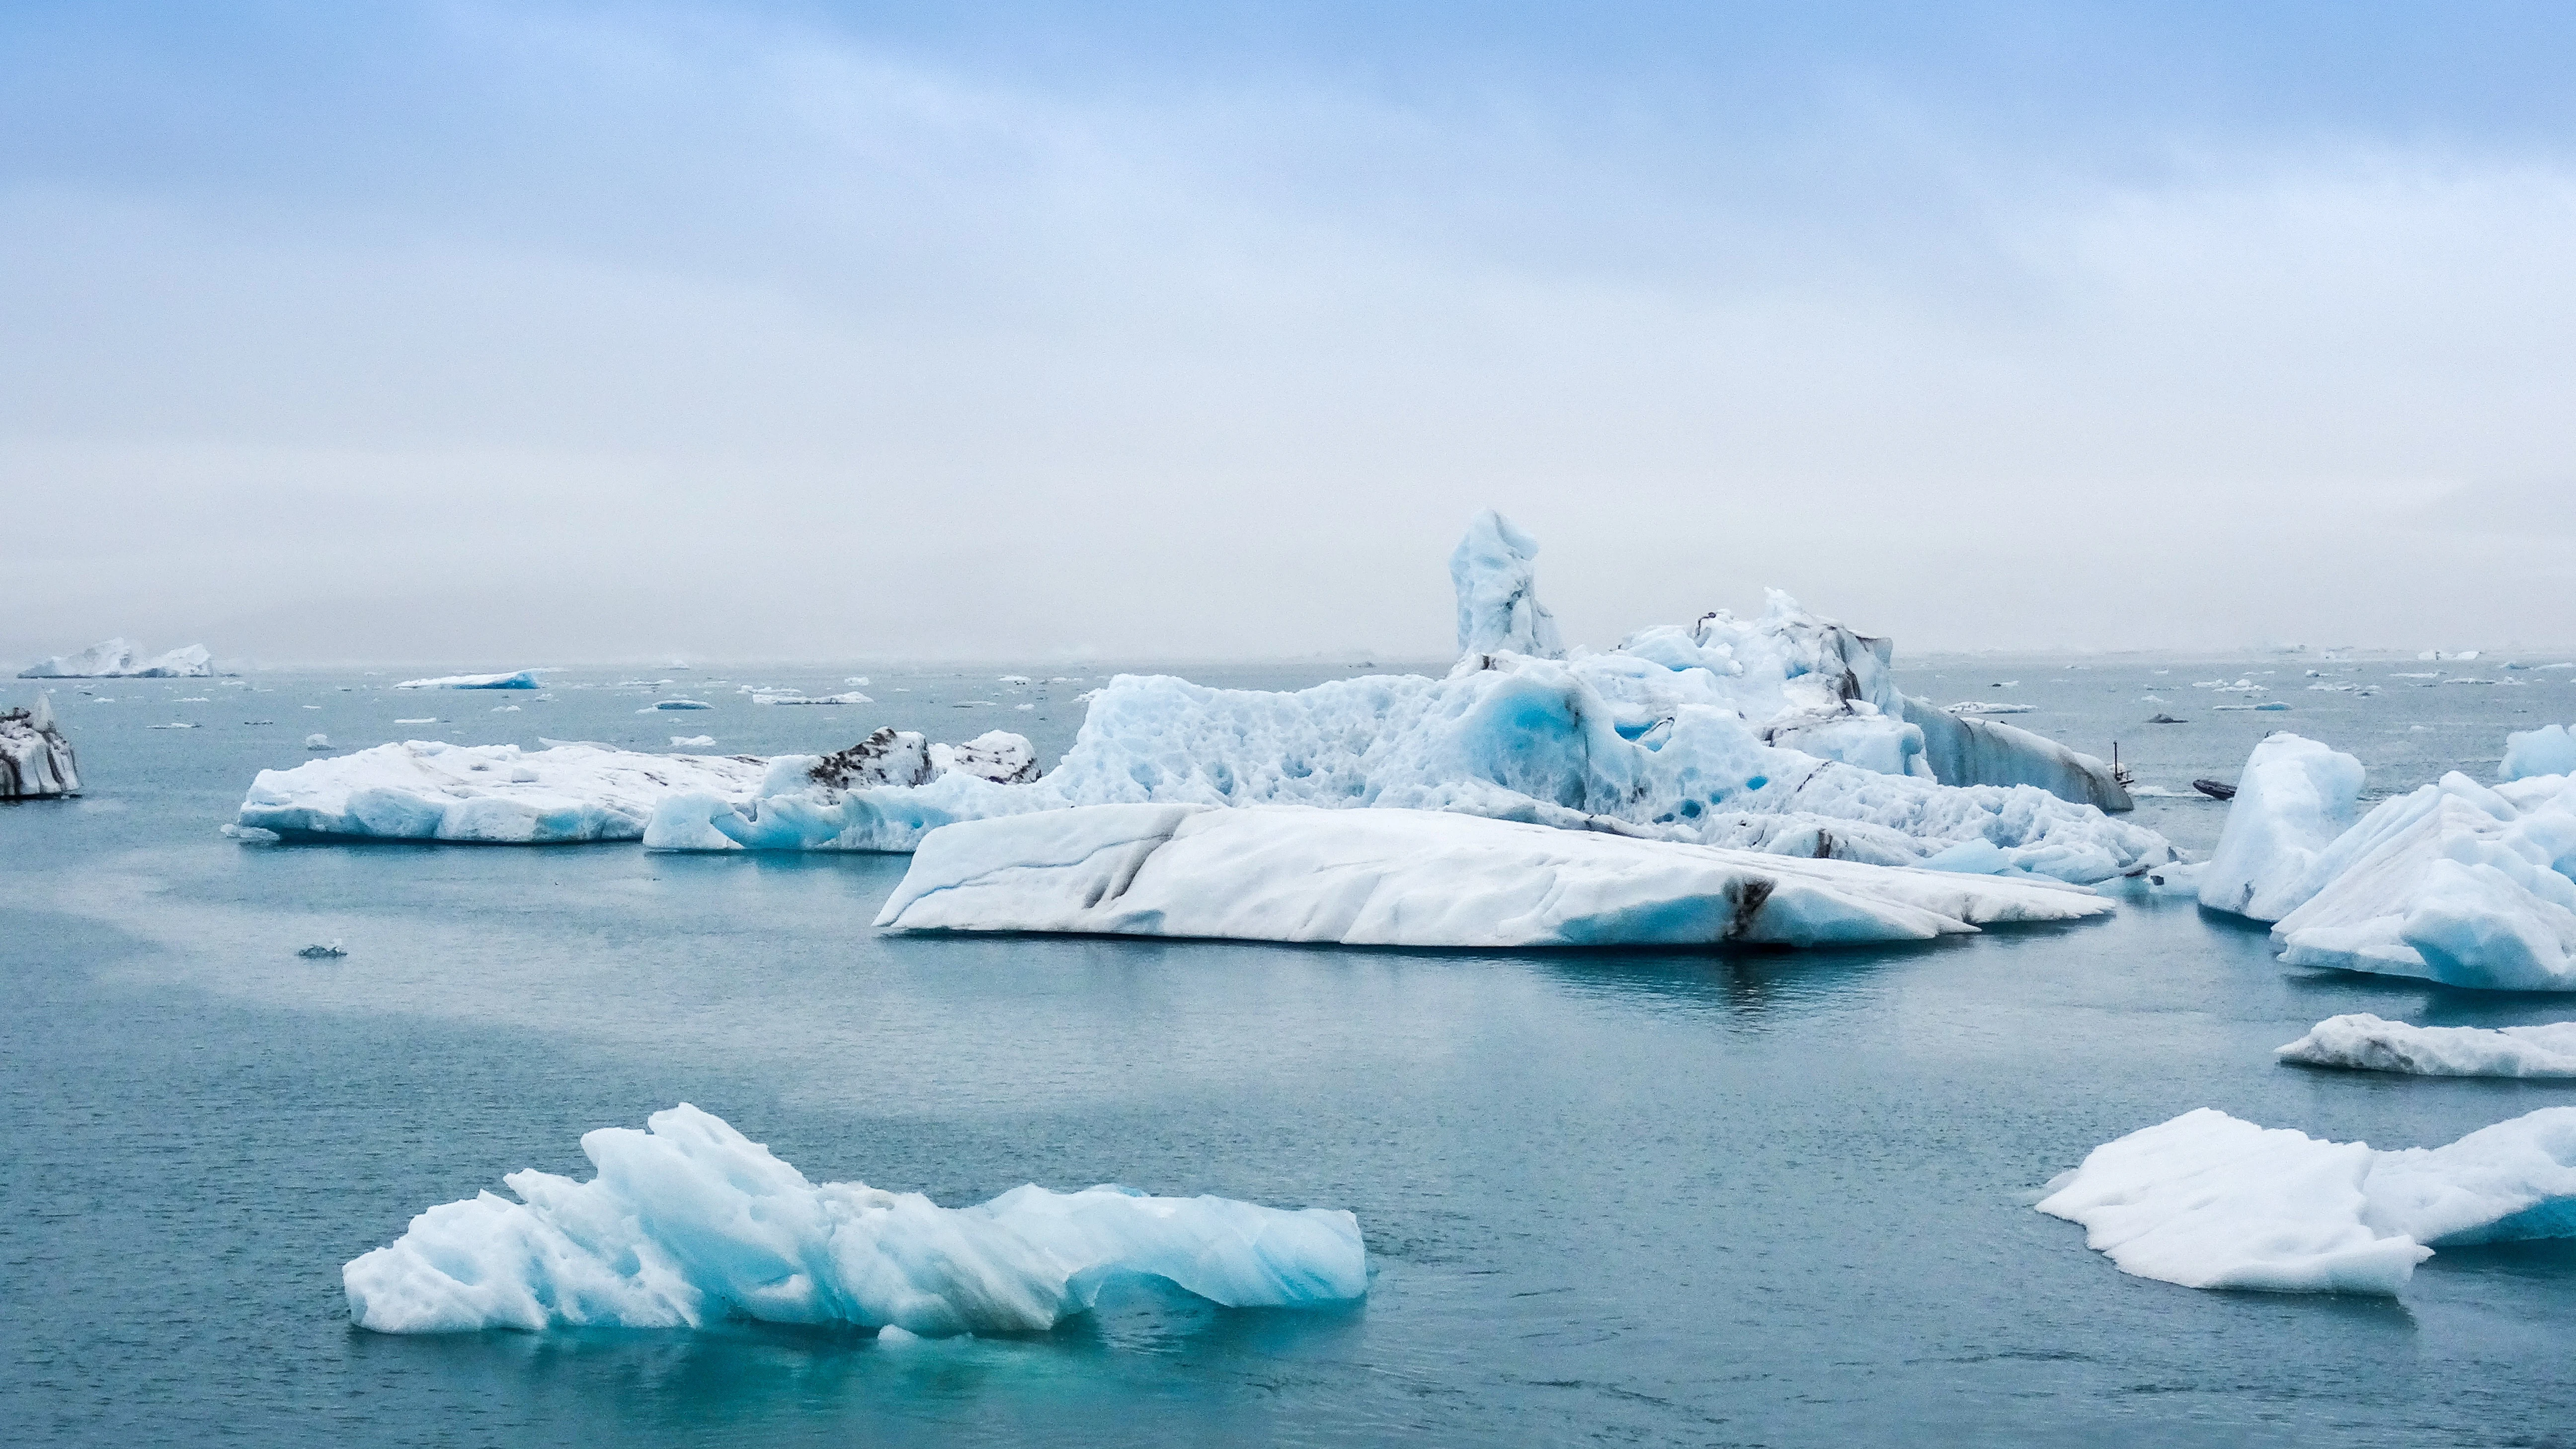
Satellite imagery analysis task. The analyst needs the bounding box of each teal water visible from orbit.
[7,656,2576,1445]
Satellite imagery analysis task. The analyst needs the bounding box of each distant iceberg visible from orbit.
[874,804,2113,948]
[343,1103,1366,1334]
[18,639,212,678]
[2039,1106,2576,1295]
[2278,1013,2576,1078]
[1,693,80,799]
[2199,730,2576,989]
[394,670,542,690]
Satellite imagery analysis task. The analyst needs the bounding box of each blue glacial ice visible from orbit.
[2039,1106,2576,1294]
[2503,723,2576,783]
[1451,506,1565,658]
[872,803,2113,948]
[2199,730,2576,989]
[342,1104,1367,1334]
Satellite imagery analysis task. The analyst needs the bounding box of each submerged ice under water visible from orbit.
[11,654,2576,1446]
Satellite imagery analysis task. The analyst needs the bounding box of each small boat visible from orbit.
[2191,778,2237,802]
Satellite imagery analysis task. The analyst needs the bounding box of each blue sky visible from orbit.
[7,2,2575,661]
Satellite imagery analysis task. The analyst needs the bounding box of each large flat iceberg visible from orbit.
[2198,731,2576,989]
[2038,1106,2576,1295]
[873,804,2113,948]
[343,1104,1367,1335]
[239,741,765,843]
[1,693,80,799]
[2278,1013,2576,1077]
[395,670,542,690]
[18,638,211,678]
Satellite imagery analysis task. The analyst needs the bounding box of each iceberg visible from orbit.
[873,804,2113,948]
[656,659,2166,881]
[237,740,766,843]
[2038,1106,2576,1294]
[751,691,873,706]
[1451,507,1564,658]
[644,729,1046,853]
[342,1104,1366,1335]
[2197,733,2364,919]
[1901,697,2133,811]
[1,693,80,799]
[393,671,541,690]
[2200,731,2576,989]
[2503,724,2576,783]
[2278,1013,2576,1077]
[17,639,212,678]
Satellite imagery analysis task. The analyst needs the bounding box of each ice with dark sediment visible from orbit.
[1,692,81,799]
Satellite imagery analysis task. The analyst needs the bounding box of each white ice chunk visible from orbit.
[2503,724,2576,783]
[874,804,2111,948]
[2040,1106,2576,1293]
[304,733,330,750]
[1902,697,2132,811]
[342,1103,1366,1334]
[1450,508,1564,659]
[238,740,765,843]
[2197,733,2363,919]
[2278,1013,2576,1077]
[393,671,542,690]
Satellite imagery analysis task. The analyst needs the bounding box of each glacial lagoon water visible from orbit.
[8,655,2576,1445]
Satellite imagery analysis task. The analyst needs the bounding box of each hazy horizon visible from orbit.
[10,2,2575,667]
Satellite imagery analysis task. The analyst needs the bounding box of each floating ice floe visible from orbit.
[2503,724,2576,783]
[2200,730,2576,989]
[303,732,330,750]
[342,1104,1366,1334]
[1948,701,2037,715]
[1,693,80,799]
[751,691,872,706]
[17,639,212,678]
[873,804,2112,948]
[241,730,1039,845]
[394,671,542,690]
[237,740,767,843]
[639,698,713,712]
[671,734,716,747]
[2038,1106,2576,1294]
[2278,1013,2576,1077]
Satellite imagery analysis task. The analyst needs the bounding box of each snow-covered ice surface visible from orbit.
[2199,731,2576,989]
[17,639,211,678]
[874,804,2112,948]
[343,1104,1367,1334]
[2038,1106,2576,1294]
[394,671,542,689]
[1,692,80,798]
[238,741,764,843]
[2278,1013,2576,1077]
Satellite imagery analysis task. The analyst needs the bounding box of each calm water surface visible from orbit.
[6,655,2576,1446]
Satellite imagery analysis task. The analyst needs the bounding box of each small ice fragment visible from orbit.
[877,1325,922,1344]
[305,733,331,749]
[491,705,521,712]
[640,699,713,712]
[671,734,716,747]
[297,940,347,959]
[394,718,436,725]
[999,675,1032,685]
[844,676,871,686]
[218,823,281,844]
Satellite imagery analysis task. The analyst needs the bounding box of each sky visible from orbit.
[6,1,2576,665]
